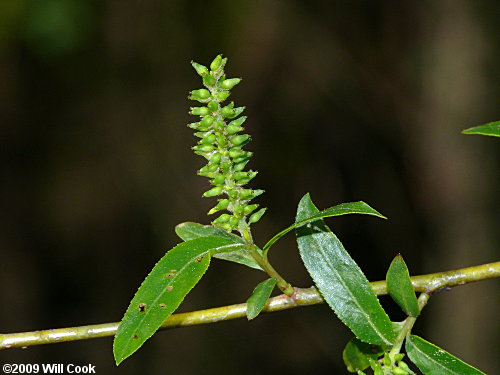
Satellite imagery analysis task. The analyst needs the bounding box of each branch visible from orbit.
[1,261,498,350]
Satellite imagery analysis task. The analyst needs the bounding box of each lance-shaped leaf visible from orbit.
[462,121,500,138]
[114,236,239,364]
[295,193,395,345]
[264,199,385,254]
[246,278,276,320]
[342,338,385,373]
[175,222,263,270]
[386,254,420,317]
[406,335,486,375]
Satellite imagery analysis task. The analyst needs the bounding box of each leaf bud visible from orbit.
[190,89,211,101]
[220,78,241,90]
[244,204,258,214]
[216,91,231,101]
[249,208,266,224]
[190,106,210,116]
[210,55,223,71]
[191,62,209,76]
[203,186,224,197]
[199,133,217,144]
[230,134,250,146]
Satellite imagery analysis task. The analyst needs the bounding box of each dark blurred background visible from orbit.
[1,0,498,374]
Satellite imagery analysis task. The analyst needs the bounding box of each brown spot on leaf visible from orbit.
[133,334,139,340]
[195,256,204,262]
[166,286,173,291]
[138,303,146,313]
[159,303,166,308]
[165,270,177,278]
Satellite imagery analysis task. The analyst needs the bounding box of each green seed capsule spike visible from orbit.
[203,186,224,198]
[191,61,209,77]
[249,208,266,224]
[220,78,241,90]
[210,55,223,71]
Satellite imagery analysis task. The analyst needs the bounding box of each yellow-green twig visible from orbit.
[1,261,498,350]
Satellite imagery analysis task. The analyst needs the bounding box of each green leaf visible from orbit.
[295,193,396,345]
[386,254,420,317]
[246,278,276,320]
[175,222,263,270]
[406,335,486,375]
[462,121,500,137]
[264,198,385,254]
[113,236,239,364]
[343,338,384,373]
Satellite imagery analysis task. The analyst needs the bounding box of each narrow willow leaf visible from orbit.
[343,338,384,373]
[406,335,486,375]
[114,236,238,364]
[175,222,263,270]
[175,222,244,243]
[295,193,395,345]
[264,199,385,254]
[246,278,276,320]
[386,254,420,317]
[462,121,500,138]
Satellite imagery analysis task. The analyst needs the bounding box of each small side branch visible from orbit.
[1,261,498,350]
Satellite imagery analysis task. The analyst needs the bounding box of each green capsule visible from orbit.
[219,78,241,90]
[200,115,215,127]
[213,213,231,224]
[234,205,244,215]
[221,106,235,118]
[394,354,405,362]
[203,186,224,197]
[192,144,215,153]
[232,106,245,118]
[216,91,231,101]
[234,160,249,171]
[217,135,228,147]
[229,148,245,159]
[210,55,223,71]
[244,204,258,214]
[232,171,248,180]
[225,124,242,135]
[199,133,217,144]
[210,152,222,164]
[219,162,231,172]
[190,89,211,100]
[249,208,266,224]
[230,134,250,146]
[190,106,210,116]
[207,101,218,112]
[239,189,253,199]
[227,188,238,198]
[210,174,225,186]
[191,62,209,77]
[207,163,219,172]
[229,215,239,227]
[213,121,225,132]
[239,171,257,184]
[232,156,250,164]
[203,74,216,86]
[392,368,408,375]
